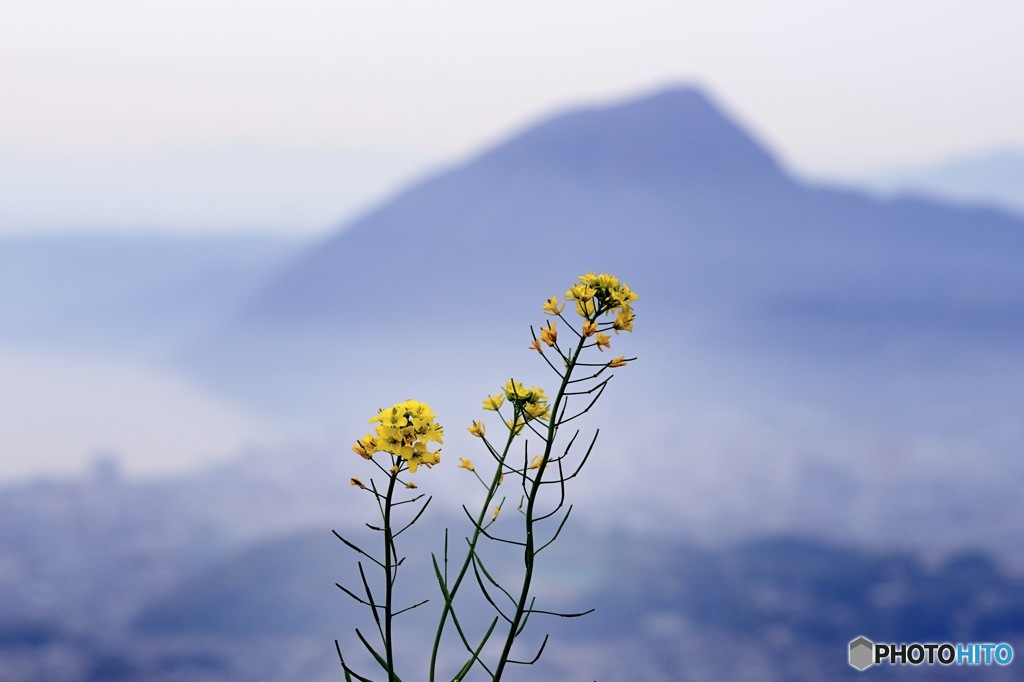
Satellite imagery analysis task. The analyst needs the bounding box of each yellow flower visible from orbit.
[581,320,597,337]
[528,338,543,353]
[353,433,377,459]
[405,481,418,489]
[575,298,596,318]
[350,477,365,489]
[406,451,440,474]
[483,393,505,411]
[540,322,557,347]
[542,296,564,315]
[492,506,501,520]
[593,272,620,289]
[506,417,525,435]
[422,421,444,445]
[395,441,414,461]
[612,308,634,333]
[528,455,544,470]
[615,284,639,305]
[361,399,443,474]
[595,332,611,351]
[503,379,530,401]
[409,443,441,472]
[468,420,486,437]
[608,355,628,368]
[458,458,475,472]
[569,272,638,320]
[495,382,550,422]
[523,402,550,421]
[566,283,596,301]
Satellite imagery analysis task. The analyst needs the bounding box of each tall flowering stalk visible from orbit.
[334,273,637,681]
[336,400,442,680]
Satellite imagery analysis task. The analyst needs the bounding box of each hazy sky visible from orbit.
[1,1,1022,478]
[2,0,1023,232]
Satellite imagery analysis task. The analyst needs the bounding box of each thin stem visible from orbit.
[428,426,518,682]
[492,329,588,680]
[383,465,399,681]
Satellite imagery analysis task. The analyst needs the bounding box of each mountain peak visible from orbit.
[471,85,786,186]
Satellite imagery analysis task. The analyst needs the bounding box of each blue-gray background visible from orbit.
[3,5,1024,679]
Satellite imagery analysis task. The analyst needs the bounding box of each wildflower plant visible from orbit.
[334,272,637,681]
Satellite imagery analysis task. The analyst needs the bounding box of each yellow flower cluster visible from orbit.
[504,380,550,432]
[480,380,551,434]
[562,272,637,332]
[352,399,443,473]
[503,380,550,419]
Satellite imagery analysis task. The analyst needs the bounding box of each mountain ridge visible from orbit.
[465,86,789,186]
[210,86,798,336]
[181,82,1024,521]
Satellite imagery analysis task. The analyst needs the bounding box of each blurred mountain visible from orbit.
[189,86,1024,407]
[854,148,1024,215]
[191,87,788,344]
[179,85,1024,562]
[0,233,302,359]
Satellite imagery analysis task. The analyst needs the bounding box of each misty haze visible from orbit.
[2,85,1023,681]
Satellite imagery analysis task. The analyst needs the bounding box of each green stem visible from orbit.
[492,332,587,681]
[429,428,517,682]
[384,466,399,681]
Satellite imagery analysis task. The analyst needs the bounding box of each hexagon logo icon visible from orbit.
[849,636,874,671]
